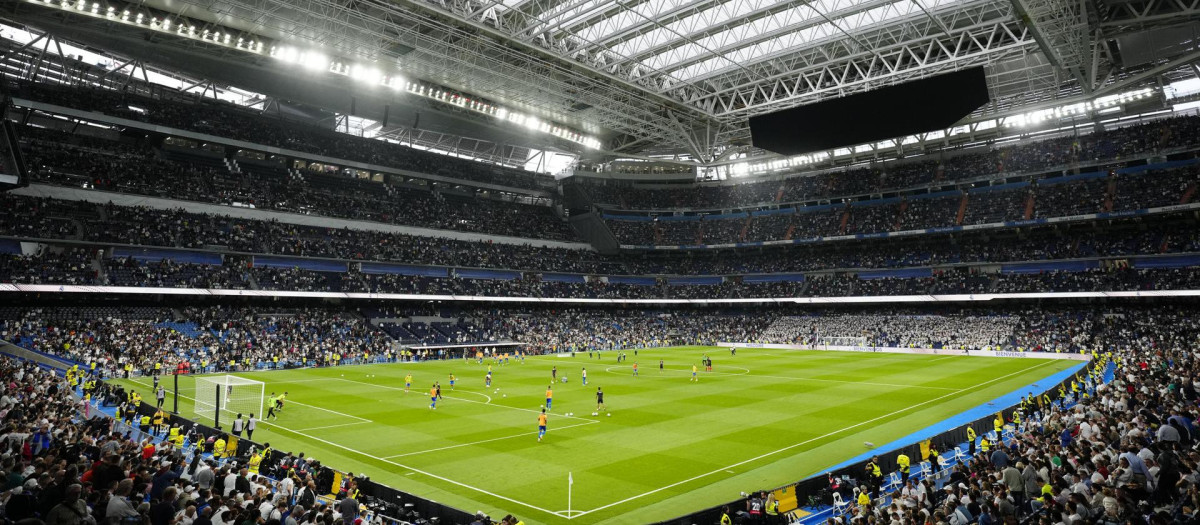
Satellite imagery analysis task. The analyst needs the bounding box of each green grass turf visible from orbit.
[115,346,1077,524]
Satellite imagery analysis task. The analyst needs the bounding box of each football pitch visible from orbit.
[116,346,1078,524]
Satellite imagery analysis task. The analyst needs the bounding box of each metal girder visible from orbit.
[1098,0,1200,30]
[686,2,1039,117]
[129,0,704,151]
[1009,0,1091,92]
[421,0,1062,129]
[0,22,559,174]
[603,0,905,76]
[14,0,1197,163]
[376,126,535,167]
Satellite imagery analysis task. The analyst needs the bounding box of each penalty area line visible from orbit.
[140,380,566,518]
[131,378,372,424]
[383,420,599,459]
[566,359,1057,520]
[329,377,597,423]
[293,421,374,432]
[286,400,373,422]
[603,365,957,391]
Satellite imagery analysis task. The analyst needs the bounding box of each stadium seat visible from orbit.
[831,492,849,516]
[882,471,902,493]
[917,461,932,479]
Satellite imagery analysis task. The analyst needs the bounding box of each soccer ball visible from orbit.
[591,412,598,416]
[341,374,344,377]
[502,394,506,398]
[607,413,611,417]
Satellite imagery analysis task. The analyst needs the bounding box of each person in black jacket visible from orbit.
[296,480,317,510]
[149,487,178,525]
[234,468,252,495]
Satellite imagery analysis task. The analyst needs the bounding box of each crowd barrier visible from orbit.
[4,284,1200,304]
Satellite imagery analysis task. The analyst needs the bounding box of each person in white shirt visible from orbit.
[223,471,239,497]
[259,495,285,522]
[247,415,257,440]
[176,505,197,525]
[900,480,918,509]
[276,475,295,502]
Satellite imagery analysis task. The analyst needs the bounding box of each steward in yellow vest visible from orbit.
[896,453,911,483]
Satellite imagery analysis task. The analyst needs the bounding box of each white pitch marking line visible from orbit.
[294,421,374,432]
[447,390,493,403]
[285,400,373,422]
[265,419,562,517]
[384,420,599,459]
[259,378,341,384]
[329,377,597,423]
[566,360,1058,520]
[133,378,372,424]
[603,364,958,391]
[137,379,562,518]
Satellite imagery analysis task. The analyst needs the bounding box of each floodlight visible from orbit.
[298,51,325,69]
[352,65,382,84]
[275,46,298,62]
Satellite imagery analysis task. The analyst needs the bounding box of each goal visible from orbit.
[812,336,870,349]
[194,375,265,429]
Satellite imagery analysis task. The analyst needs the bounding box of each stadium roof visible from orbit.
[8,0,1200,166]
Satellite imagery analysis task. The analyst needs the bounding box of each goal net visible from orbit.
[194,375,265,429]
[812,336,870,349]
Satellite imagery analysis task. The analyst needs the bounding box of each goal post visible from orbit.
[194,375,265,430]
[813,336,870,350]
